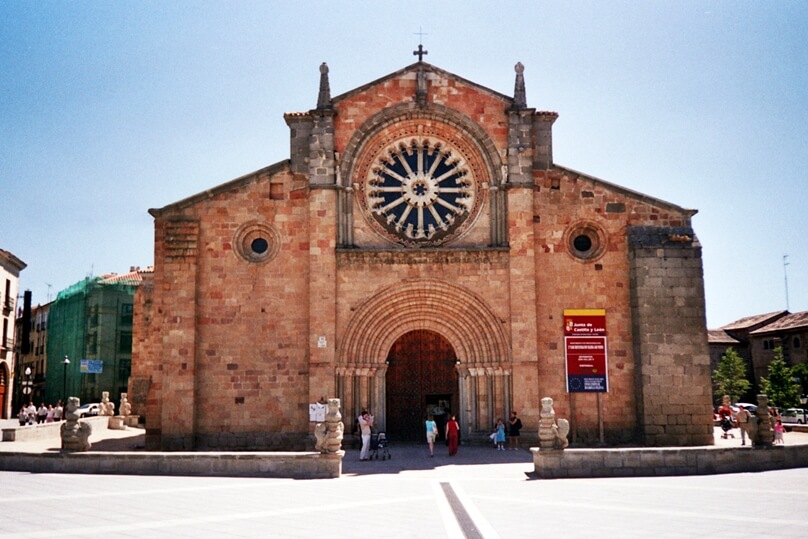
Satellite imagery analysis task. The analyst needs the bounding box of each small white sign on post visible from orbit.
[317,336,327,348]
[309,402,326,422]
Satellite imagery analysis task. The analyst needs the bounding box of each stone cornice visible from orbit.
[336,247,509,267]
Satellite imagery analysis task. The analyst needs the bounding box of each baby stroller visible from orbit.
[720,416,735,439]
[370,432,391,460]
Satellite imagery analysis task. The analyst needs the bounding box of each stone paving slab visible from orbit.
[2,419,808,537]
[1,456,807,538]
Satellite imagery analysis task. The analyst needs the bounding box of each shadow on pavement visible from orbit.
[341,442,533,476]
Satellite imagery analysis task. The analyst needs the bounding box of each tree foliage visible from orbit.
[712,347,751,403]
[790,362,808,398]
[760,347,801,408]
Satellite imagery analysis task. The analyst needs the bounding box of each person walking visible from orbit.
[358,410,373,461]
[446,415,460,456]
[425,415,438,457]
[735,405,750,446]
[508,411,523,450]
[53,401,63,422]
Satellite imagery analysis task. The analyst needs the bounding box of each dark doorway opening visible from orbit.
[385,329,457,442]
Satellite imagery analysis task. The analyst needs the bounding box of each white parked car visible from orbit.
[781,408,806,425]
[74,403,101,418]
[734,403,758,415]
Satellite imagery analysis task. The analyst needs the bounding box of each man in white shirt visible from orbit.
[36,404,48,424]
[25,403,36,425]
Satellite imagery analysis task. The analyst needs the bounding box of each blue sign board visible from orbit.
[80,359,104,374]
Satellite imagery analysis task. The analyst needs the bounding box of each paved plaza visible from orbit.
[1,421,807,538]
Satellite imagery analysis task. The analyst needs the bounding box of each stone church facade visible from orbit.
[130,58,714,450]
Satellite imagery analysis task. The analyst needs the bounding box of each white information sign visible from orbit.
[309,402,326,422]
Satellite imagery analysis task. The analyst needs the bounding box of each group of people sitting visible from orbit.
[17,402,63,425]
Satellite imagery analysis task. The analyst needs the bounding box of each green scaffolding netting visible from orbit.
[45,276,138,407]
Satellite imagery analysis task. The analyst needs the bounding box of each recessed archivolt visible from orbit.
[340,102,503,190]
[339,278,510,366]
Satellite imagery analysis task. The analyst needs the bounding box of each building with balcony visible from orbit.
[0,248,26,418]
[14,298,51,410]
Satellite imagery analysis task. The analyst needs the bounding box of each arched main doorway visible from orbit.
[386,329,457,441]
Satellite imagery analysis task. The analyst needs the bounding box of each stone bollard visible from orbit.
[538,397,570,450]
[60,397,92,451]
[119,393,132,417]
[108,392,131,430]
[747,394,774,448]
[314,398,344,454]
[118,392,140,427]
[100,391,115,416]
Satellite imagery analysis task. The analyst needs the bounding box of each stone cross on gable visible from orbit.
[413,43,428,62]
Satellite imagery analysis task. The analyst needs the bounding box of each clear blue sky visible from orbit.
[2,1,806,328]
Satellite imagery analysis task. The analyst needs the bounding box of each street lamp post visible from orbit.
[62,356,70,405]
[22,367,32,405]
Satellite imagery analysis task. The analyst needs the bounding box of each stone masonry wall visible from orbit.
[136,167,316,450]
[151,217,199,450]
[190,169,311,449]
[507,181,540,424]
[533,168,698,445]
[629,226,714,446]
[129,277,153,421]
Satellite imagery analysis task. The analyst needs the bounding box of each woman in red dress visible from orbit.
[447,415,460,456]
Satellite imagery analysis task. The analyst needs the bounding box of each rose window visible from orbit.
[364,137,477,246]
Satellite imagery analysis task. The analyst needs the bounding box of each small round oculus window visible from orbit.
[566,222,606,261]
[234,221,280,263]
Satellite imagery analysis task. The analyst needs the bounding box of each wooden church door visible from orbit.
[385,330,457,441]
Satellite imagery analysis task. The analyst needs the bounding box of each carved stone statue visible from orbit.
[99,391,115,416]
[746,394,774,447]
[314,398,344,454]
[60,397,92,451]
[538,397,570,450]
[119,393,132,417]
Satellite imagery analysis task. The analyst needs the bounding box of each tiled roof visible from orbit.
[721,311,788,331]
[707,329,740,344]
[750,310,808,335]
[98,266,153,286]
